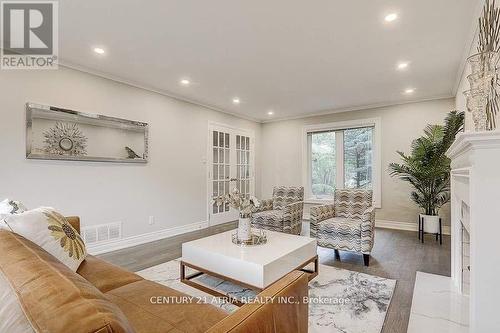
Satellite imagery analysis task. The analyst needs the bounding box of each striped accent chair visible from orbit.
[251,186,304,235]
[310,189,375,266]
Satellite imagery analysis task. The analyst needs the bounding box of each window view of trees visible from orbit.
[311,132,336,198]
[309,126,373,199]
[344,127,373,189]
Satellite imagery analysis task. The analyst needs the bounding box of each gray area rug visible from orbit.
[137,259,396,333]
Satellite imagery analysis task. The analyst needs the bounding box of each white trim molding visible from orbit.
[376,219,450,235]
[86,220,208,255]
[301,117,382,208]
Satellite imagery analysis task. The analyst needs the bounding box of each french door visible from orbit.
[208,124,254,225]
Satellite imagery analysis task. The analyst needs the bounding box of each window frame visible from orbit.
[301,118,381,208]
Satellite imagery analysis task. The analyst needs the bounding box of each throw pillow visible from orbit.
[0,199,27,217]
[0,199,27,230]
[3,207,87,271]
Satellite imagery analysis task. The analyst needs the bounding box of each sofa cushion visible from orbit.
[0,230,135,333]
[78,255,144,293]
[3,208,87,271]
[106,279,228,333]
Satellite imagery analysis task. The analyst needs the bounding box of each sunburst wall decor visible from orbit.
[43,122,88,156]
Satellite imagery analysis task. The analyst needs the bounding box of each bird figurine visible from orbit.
[125,146,141,159]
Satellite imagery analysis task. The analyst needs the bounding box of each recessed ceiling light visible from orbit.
[404,88,415,94]
[232,97,240,104]
[267,110,274,116]
[397,62,409,70]
[93,47,105,55]
[384,13,398,22]
[180,79,190,86]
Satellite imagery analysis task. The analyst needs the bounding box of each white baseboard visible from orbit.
[376,219,450,235]
[304,217,450,235]
[87,220,209,255]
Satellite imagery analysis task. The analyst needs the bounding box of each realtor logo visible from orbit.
[1,1,58,69]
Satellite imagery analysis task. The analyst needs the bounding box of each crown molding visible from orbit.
[58,60,262,124]
[261,95,454,124]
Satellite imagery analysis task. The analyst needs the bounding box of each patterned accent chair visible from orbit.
[251,186,304,235]
[310,189,375,266]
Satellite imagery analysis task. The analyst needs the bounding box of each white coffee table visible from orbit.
[181,229,318,305]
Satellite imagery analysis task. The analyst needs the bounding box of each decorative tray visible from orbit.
[231,230,267,246]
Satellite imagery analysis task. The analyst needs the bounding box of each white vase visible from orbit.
[238,217,252,241]
[421,214,440,234]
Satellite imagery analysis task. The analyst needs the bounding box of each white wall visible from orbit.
[260,98,455,226]
[0,67,261,238]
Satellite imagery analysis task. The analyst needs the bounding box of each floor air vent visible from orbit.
[82,222,122,245]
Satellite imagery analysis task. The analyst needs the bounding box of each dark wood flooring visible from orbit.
[99,223,450,333]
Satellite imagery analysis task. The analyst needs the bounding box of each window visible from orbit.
[303,119,380,207]
[311,131,336,198]
[343,127,373,189]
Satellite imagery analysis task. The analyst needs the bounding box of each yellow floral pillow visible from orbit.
[3,207,87,271]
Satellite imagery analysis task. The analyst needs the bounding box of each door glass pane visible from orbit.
[213,165,218,180]
[213,182,218,196]
[213,148,218,163]
[213,131,218,147]
[236,135,240,149]
[225,149,229,163]
[219,165,224,180]
[225,133,230,148]
[311,131,336,198]
[219,132,224,147]
[344,127,373,189]
[245,137,250,150]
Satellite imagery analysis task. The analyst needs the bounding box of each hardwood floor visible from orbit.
[99,223,450,333]
[99,222,238,272]
[319,228,451,333]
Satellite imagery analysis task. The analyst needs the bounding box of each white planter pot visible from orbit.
[421,214,440,234]
[238,217,252,241]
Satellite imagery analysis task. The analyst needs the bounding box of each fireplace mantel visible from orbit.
[446,130,500,333]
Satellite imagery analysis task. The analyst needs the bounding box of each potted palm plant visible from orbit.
[389,111,464,234]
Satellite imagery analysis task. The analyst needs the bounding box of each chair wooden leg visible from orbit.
[334,249,340,260]
[363,254,370,267]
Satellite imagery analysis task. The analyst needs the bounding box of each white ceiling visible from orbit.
[59,0,480,122]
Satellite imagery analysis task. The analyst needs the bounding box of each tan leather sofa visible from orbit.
[0,217,309,333]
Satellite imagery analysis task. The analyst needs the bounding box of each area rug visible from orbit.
[137,259,396,333]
